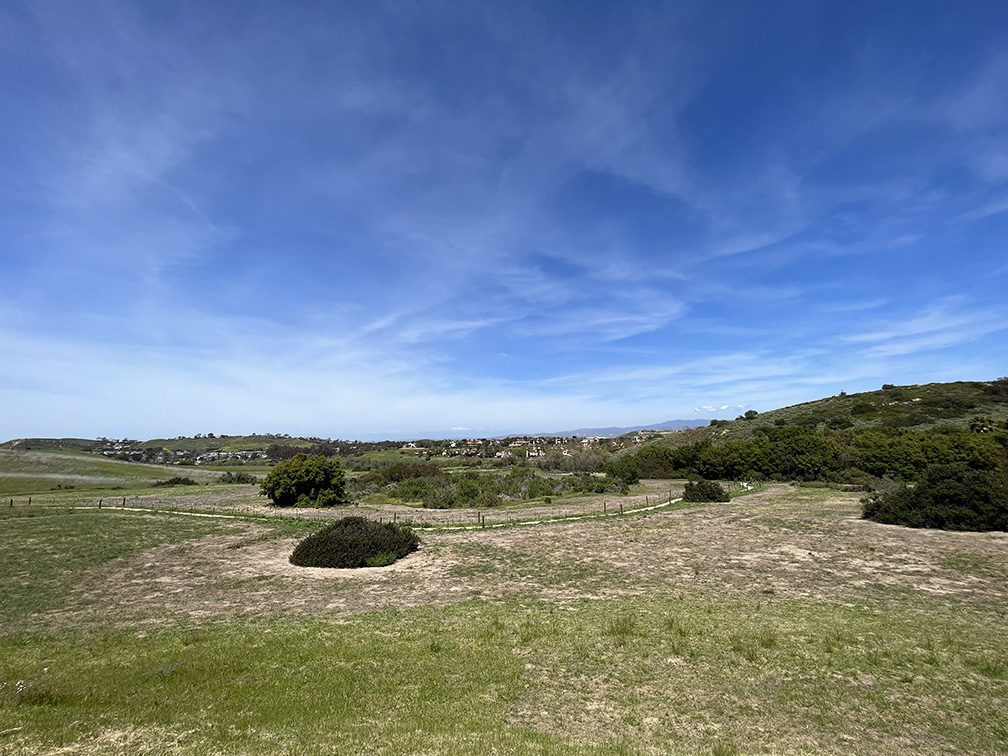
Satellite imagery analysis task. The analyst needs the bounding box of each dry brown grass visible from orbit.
[45,484,1008,632]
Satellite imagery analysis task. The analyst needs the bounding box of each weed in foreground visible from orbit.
[604,615,638,646]
[666,637,689,657]
[965,655,1006,679]
[822,628,848,653]
[663,615,690,637]
[518,619,544,644]
[728,632,759,662]
[756,626,779,649]
[711,741,739,756]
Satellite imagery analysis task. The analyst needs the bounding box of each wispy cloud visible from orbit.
[843,300,1007,357]
[2,1,1007,439]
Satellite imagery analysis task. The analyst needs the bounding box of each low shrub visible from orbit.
[289,516,419,568]
[682,479,730,502]
[218,471,258,484]
[151,476,198,487]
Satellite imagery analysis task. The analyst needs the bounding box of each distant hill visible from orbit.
[703,379,1008,443]
[1,438,102,452]
[0,434,324,454]
[541,420,709,438]
[5,379,1005,451]
[137,434,318,453]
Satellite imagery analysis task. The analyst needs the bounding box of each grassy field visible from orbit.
[0,449,228,498]
[1,483,1006,754]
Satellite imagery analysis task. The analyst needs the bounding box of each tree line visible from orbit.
[615,425,1007,484]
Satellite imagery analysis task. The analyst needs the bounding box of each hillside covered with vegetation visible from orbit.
[611,379,1008,532]
[704,379,1008,440]
[4,379,1007,529]
[611,379,1008,484]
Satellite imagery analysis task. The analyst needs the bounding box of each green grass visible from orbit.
[938,551,1008,580]
[447,542,608,589]
[0,449,222,498]
[0,609,653,756]
[603,614,638,646]
[1,501,1007,754]
[0,510,248,629]
[3,593,996,755]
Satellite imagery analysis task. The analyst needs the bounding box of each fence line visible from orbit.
[0,482,753,532]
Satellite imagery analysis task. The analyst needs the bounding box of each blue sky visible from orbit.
[2,1,1007,441]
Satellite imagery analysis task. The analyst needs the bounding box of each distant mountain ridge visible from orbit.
[540,420,709,438]
[1,421,713,450]
[5,379,1006,449]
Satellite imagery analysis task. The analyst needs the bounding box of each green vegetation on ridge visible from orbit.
[4,378,1008,531]
[705,379,1008,441]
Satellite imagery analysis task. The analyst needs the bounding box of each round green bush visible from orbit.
[289,516,420,568]
[682,478,730,502]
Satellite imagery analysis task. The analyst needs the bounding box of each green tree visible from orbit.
[260,454,347,507]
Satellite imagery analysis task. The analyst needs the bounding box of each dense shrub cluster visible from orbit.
[266,440,401,462]
[531,448,608,472]
[622,425,1006,483]
[603,456,641,485]
[349,464,626,508]
[260,454,346,507]
[151,476,198,487]
[861,463,1008,531]
[289,517,420,568]
[355,462,443,487]
[682,479,730,502]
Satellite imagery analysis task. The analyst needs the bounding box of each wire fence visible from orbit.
[3,481,758,531]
